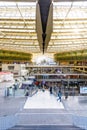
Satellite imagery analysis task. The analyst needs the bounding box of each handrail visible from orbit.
[28,87,38,97]
[0,115,17,130]
[72,114,87,130]
[26,65,87,68]
[30,73,87,76]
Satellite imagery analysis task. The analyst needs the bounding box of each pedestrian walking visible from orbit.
[57,90,62,102]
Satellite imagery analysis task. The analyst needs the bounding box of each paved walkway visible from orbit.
[24,90,64,109]
[0,81,87,126]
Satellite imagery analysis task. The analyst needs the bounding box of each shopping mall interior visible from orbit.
[0,0,87,130]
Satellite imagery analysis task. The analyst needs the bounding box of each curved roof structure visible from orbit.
[0,0,87,60]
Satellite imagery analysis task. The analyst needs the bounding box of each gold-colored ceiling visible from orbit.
[48,1,87,54]
[0,2,40,54]
[0,1,87,59]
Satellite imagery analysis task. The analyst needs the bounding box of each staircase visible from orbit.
[16,112,73,125]
[8,125,84,130]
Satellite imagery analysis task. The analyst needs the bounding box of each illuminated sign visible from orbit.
[80,86,87,94]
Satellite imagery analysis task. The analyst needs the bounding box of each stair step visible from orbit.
[16,113,73,125]
[8,125,84,130]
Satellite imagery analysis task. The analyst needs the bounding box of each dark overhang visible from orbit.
[0,0,87,2]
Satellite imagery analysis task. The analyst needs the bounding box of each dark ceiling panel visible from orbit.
[38,0,52,54]
[38,0,51,33]
[0,0,86,2]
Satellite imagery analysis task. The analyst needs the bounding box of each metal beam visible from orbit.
[0,37,87,41]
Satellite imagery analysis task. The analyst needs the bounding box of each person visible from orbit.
[65,91,68,99]
[50,86,52,94]
[57,90,62,102]
[25,87,29,96]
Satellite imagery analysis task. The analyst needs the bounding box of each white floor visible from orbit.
[24,90,64,109]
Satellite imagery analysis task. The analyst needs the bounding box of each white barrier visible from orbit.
[73,115,87,130]
[0,115,17,130]
[0,113,87,129]
[0,72,14,82]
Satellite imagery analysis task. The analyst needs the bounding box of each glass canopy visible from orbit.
[47,1,87,54]
[0,1,87,59]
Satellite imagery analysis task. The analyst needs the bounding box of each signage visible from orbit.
[80,86,87,94]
